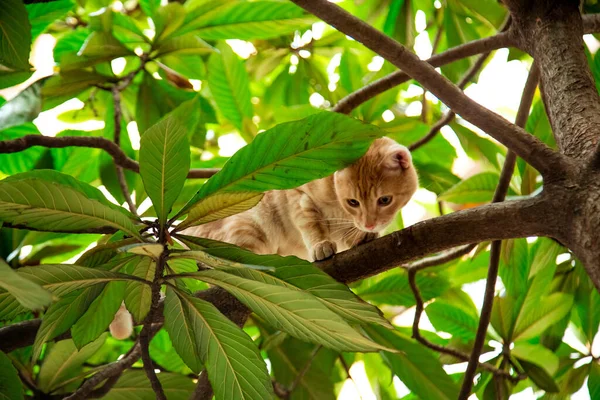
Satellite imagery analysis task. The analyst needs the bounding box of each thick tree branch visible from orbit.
[0,135,219,179]
[333,32,511,114]
[292,0,566,178]
[507,2,600,159]
[459,62,539,399]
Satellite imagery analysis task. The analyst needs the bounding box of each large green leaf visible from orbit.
[438,172,505,204]
[177,112,383,228]
[0,0,31,69]
[153,3,185,43]
[177,236,390,327]
[102,370,195,400]
[33,285,104,362]
[0,350,23,400]
[124,257,155,323]
[163,288,273,399]
[185,1,314,40]
[589,362,600,400]
[0,80,42,130]
[426,300,478,341]
[175,269,390,352]
[71,282,126,349]
[37,335,106,393]
[26,0,74,40]
[0,258,52,311]
[365,325,460,400]
[513,293,573,341]
[139,0,160,16]
[207,42,253,134]
[154,33,213,57]
[139,115,190,225]
[0,174,140,237]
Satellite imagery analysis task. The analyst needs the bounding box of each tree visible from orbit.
[1,0,600,398]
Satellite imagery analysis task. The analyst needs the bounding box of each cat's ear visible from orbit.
[386,145,412,169]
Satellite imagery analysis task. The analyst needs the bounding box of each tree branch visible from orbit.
[111,87,138,216]
[507,2,600,160]
[0,135,219,179]
[409,49,491,151]
[292,0,566,178]
[458,62,539,399]
[63,324,161,400]
[332,32,512,114]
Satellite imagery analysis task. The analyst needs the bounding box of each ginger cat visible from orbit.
[184,137,418,261]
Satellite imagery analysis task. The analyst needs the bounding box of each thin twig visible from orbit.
[458,63,540,400]
[409,51,490,151]
[139,249,168,400]
[332,32,511,114]
[407,268,518,381]
[0,135,219,179]
[407,244,476,272]
[64,324,161,400]
[111,87,139,216]
[410,17,511,151]
[288,345,322,395]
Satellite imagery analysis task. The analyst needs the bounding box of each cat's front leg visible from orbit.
[291,192,337,261]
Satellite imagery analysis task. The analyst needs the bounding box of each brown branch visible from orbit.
[111,87,138,216]
[408,244,476,272]
[332,32,512,114]
[409,49,491,151]
[407,268,518,381]
[64,324,161,400]
[292,0,566,178]
[0,135,219,179]
[458,62,540,400]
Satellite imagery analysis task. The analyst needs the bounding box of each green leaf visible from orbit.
[153,3,185,43]
[186,1,314,40]
[207,42,253,134]
[0,124,42,174]
[438,172,507,204]
[124,257,155,323]
[26,0,74,40]
[139,0,160,16]
[412,161,461,195]
[102,370,195,400]
[0,257,52,311]
[426,300,478,341]
[37,335,106,393]
[177,236,390,327]
[589,362,600,400]
[177,111,383,228]
[365,325,460,400]
[0,0,31,69]
[149,329,191,374]
[71,282,126,349]
[163,288,274,399]
[154,33,213,57]
[519,359,559,393]
[0,350,23,400]
[512,342,559,376]
[139,115,190,225]
[0,174,140,237]
[42,71,109,104]
[513,293,573,341]
[0,69,33,90]
[15,264,138,297]
[33,285,104,362]
[175,269,390,352]
[451,122,505,168]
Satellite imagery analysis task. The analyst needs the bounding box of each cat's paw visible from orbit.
[312,240,337,261]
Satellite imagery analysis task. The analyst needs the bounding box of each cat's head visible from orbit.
[334,137,418,233]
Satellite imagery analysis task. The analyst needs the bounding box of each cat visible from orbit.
[109,137,418,338]
[183,137,419,261]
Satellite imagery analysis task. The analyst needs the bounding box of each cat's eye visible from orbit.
[378,196,393,206]
[347,199,360,207]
